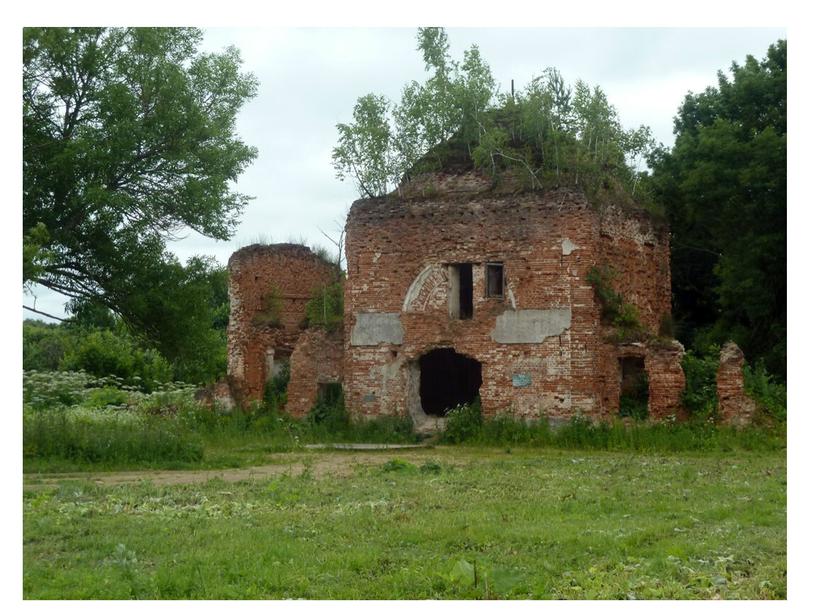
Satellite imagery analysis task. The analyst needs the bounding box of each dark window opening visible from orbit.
[449,263,473,320]
[619,357,648,420]
[317,381,343,405]
[419,348,482,416]
[486,262,504,298]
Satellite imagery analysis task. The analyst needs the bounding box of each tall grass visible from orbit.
[441,403,785,452]
[24,410,204,465]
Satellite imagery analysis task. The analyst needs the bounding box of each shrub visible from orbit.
[263,361,291,412]
[744,361,787,422]
[59,330,172,392]
[304,281,344,331]
[82,387,131,410]
[23,370,98,410]
[586,266,623,324]
[681,346,719,416]
[307,383,348,430]
[23,320,70,371]
[441,400,483,443]
[619,371,649,420]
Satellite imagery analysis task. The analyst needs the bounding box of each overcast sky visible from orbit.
[23,27,786,321]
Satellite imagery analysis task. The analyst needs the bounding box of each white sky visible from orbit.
[22,27,785,321]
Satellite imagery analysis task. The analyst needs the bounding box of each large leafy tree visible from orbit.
[23,27,257,352]
[648,40,786,377]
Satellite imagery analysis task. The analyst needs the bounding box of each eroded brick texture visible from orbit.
[286,328,344,418]
[226,244,337,404]
[645,342,687,420]
[717,341,757,426]
[598,341,686,421]
[342,171,684,424]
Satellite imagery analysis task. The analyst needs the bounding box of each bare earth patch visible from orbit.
[23,449,473,489]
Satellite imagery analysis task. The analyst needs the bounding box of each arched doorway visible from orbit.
[419,348,482,416]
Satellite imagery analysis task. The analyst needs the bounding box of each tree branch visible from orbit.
[23,304,68,322]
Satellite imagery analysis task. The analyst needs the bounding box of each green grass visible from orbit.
[23,447,785,599]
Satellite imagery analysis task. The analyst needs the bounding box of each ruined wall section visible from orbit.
[227,244,337,405]
[344,188,605,422]
[598,206,671,334]
[717,341,758,426]
[286,328,344,418]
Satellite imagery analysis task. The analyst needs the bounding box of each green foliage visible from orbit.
[743,361,787,422]
[382,458,416,472]
[440,403,782,452]
[619,372,649,421]
[586,266,623,324]
[23,448,786,599]
[304,282,344,331]
[586,266,646,342]
[680,347,720,417]
[23,28,256,367]
[60,330,173,392]
[648,40,786,378]
[307,383,348,430]
[263,361,290,412]
[441,400,484,443]
[24,410,203,465]
[334,28,654,207]
[23,320,70,371]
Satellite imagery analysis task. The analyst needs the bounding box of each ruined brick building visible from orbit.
[223,169,718,430]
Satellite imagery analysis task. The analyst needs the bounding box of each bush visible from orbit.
[307,382,348,430]
[304,281,344,331]
[60,330,173,392]
[586,266,623,324]
[619,371,649,420]
[681,346,719,416]
[23,370,96,410]
[263,361,291,413]
[441,400,483,443]
[744,361,787,421]
[23,320,69,371]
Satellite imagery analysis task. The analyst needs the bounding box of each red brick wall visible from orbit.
[717,342,757,426]
[343,179,676,423]
[599,207,672,333]
[227,244,337,405]
[286,328,344,418]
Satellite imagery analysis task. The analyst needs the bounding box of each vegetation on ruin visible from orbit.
[585,265,649,343]
[24,447,785,599]
[303,281,344,332]
[332,28,656,210]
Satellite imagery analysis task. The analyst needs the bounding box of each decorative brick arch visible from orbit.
[402,264,449,313]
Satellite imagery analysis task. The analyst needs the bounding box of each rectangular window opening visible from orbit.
[486,262,504,298]
[448,263,473,320]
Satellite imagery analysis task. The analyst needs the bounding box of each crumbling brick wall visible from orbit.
[227,244,338,405]
[598,206,672,334]
[598,341,686,421]
[285,328,344,418]
[645,342,687,420]
[343,171,680,424]
[717,341,757,426]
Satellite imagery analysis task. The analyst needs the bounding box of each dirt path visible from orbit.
[23,449,468,490]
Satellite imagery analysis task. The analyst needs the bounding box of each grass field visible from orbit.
[23,447,786,599]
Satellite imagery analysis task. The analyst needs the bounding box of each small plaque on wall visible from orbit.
[512,373,532,388]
